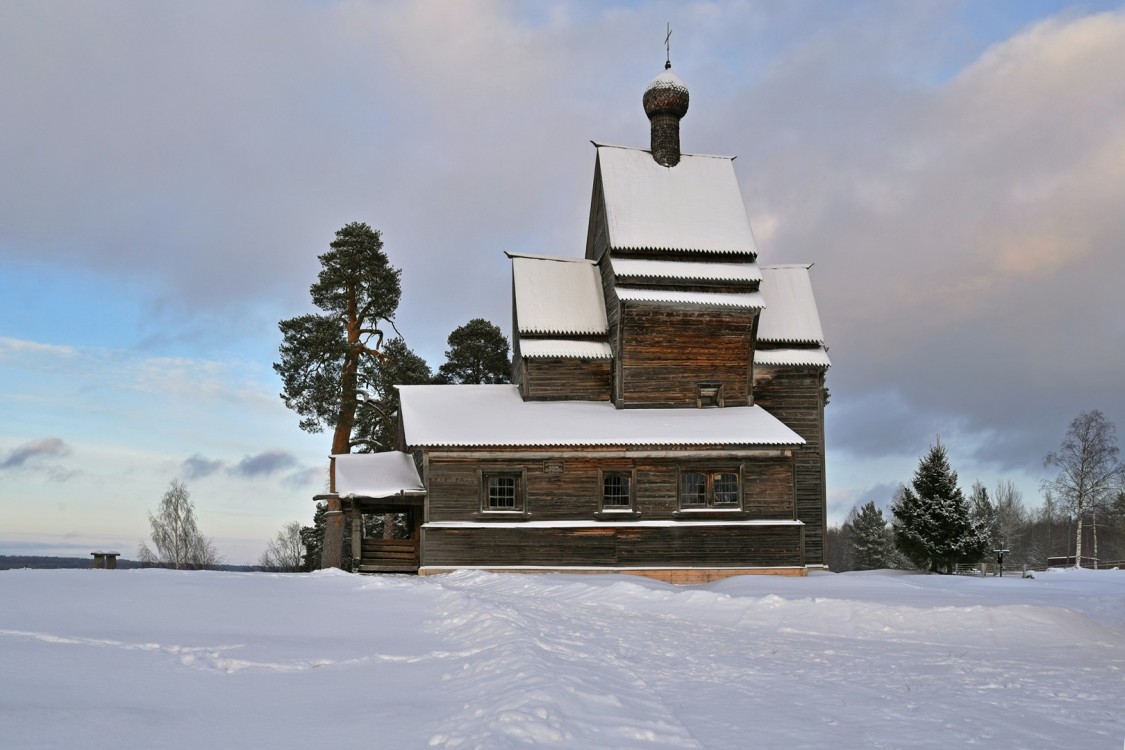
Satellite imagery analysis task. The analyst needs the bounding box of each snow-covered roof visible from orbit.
[754,347,831,368]
[756,265,825,344]
[509,254,608,335]
[612,258,762,283]
[520,339,614,359]
[616,288,765,309]
[332,451,425,499]
[596,144,759,255]
[398,384,803,447]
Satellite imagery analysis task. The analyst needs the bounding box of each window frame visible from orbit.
[598,468,638,515]
[478,469,528,516]
[676,466,744,512]
[697,383,724,408]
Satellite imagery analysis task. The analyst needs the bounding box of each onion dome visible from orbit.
[643,63,689,167]
[643,63,690,120]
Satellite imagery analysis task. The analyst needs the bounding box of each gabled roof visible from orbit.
[595,144,759,255]
[508,254,609,335]
[756,265,826,345]
[612,258,762,283]
[332,451,424,499]
[398,384,804,448]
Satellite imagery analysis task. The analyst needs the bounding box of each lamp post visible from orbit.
[993,548,1010,577]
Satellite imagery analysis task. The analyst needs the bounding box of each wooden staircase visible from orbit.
[357,538,419,574]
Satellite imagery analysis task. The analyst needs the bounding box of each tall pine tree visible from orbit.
[275,222,402,568]
[891,442,989,573]
[435,318,511,384]
[274,222,402,455]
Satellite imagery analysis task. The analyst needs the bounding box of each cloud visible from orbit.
[737,9,1125,471]
[182,454,226,480]
[0,337,77,359]
[180,450,305,480]
[231,450,299,479]
[0,437,70,470]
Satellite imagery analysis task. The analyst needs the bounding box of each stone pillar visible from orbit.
[351,505,363,570]
[321,495,345,570]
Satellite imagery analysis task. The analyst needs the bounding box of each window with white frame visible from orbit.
[481,472,525,513]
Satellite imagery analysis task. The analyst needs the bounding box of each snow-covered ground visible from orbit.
[2,568,1123,749]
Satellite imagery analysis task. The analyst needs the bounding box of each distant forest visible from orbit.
[0,555,258,572]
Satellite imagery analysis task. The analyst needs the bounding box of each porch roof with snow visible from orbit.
[595,144,758,255]
[508,253,609,336]
[332,451,425,499]
[756,265,826,345]
[397,384,804,448]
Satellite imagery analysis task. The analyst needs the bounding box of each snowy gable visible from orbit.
[520,339,613,359]
[616,288,765,309]
[398,384,804,447]
[596,145,758,255]
[332,451,424,499]
[509,254,609,335]
[754,348,831,368]
[756,265,826,345]
[612,258,762,283]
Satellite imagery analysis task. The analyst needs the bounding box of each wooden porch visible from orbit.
[357,537,420,574]
[349,499,424,574]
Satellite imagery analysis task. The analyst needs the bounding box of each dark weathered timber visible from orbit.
[753,366,827,565]
[423,448,796,523]
[358,538,419,573]
[618,305,756,408]
[522,358,611,401]
[423,523,804,568]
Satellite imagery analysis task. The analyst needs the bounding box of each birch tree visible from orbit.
[259,521,304,572]
[138,480,220,569]
[1042,410,1124,565]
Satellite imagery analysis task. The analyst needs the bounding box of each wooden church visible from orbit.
[319,61,830,582]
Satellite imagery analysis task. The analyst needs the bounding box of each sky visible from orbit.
[2,0,1124,564]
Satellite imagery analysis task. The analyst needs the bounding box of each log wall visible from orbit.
[521,358,612,401]
[423,523,804,569]
[619,305,756,408]
[752,366,827,565]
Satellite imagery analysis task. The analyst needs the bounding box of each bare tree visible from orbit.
[138,480,222,569]
[993,480,1029,559]
[259,521,305,572]
[1043,411,1124,566]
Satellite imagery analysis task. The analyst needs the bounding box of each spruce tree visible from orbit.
[850,501,895,570]
[969,481,999,557]
[891,442,989,573]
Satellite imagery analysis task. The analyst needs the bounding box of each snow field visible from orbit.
[1,567,1123,749]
